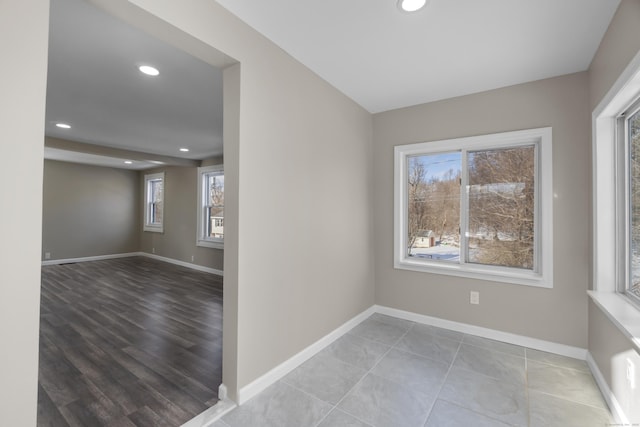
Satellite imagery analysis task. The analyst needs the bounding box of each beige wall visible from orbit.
[100,0,375,396]
[373,72,591,348]
[10,0,630,422]
[139,165,224,272]
[589,301,640,421]
[588,0,640,112]
[42,160,140,260]
[0,0,49,424]
[588,0,640,421]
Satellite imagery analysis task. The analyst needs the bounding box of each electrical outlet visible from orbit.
[191,255,194,262]
[470,291,480,305]
[44,252,51,260]
[152,247,155,254]
[627,358,636,389]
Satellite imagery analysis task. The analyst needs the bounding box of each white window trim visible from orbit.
[196,165,224,249]
[143,172,164,233]
[394,127,553,288]
[591,49,640,354]
[592,49,640,313]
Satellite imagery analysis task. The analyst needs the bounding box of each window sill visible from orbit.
[143,226,163,233]
[197,239,224,250]
[588,290,640,354]
[395,258,552,288]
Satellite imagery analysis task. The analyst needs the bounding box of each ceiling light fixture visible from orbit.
[398,0,428,12]
[139,65,160,76]
[179,148,190,152]
[124,160,133,164]
[55,123,71,129]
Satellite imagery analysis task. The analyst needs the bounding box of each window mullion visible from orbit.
[460,149,469,265]
[616,115,628,293]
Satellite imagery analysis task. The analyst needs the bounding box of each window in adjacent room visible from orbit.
[144,172,164,233]
[394,127,553,287]
[618,96,640,305]
[197,165,224,248]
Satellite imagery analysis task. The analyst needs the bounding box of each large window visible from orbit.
[144,172,164,233]
[619,97,640,305]
[197,165,224,248]
[394,127,553,287]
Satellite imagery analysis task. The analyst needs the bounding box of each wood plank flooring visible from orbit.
[37,257,223,427]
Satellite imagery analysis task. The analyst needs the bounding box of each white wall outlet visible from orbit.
[44,252,51,260]
[152,247,155,254]
[627,358,636,389]
[470,291,480,305]
[191,255,194,262]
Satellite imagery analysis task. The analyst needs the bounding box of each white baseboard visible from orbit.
[180,397,236,427]
[375,305,588,360]
[237,305,377,405]
[41,252,140,266]
[236,304,591,407]
[42,251,224,277]
[586,352,628,424]
[140,252,224,277]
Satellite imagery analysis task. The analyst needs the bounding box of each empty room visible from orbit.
[38,0,227,424]
[2,0,640,426]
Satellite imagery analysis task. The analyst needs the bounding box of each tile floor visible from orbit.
[212,313,613,427]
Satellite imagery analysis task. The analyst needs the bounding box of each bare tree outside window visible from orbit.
[467,146,535,269]
[406,147,536,269]
[205,174,224,239]
[396,128,551,286]
[150,179,163,224]
[407,152,461,261]
[629,109,640,298]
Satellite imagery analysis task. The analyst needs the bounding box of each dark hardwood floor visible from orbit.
[37,256,223,427]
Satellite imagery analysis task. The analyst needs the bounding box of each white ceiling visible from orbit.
[45,0,621,170]
[44,147,161,170]
[215,0,620,113]
[45,0,224,166]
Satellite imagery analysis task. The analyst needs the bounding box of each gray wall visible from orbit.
[139,164,224,272]
[588,0,640,112]
[42,154,224,270]
[0,0,48,424]
[373,72,591,348]
[42,160,140,260]
[103,0,376,397]
[587,0,640,419]
[7,0,634,421]
[589,300,640,421]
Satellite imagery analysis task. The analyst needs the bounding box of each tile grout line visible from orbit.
[525,347,531,427]
[419,338,463,427]
[525,349,611,413]
[312,318,416,427]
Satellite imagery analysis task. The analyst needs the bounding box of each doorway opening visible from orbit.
[38,0,238,424]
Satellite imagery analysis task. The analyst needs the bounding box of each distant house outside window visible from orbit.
[144,172,164,233]
[197,165,224,249]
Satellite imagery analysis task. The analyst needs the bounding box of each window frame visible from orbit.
[143,172,164,233]
[196,165,224,249]
[394,127,553,288]
[616,96,640,308]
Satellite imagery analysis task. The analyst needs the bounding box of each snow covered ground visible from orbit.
[409,245,460,261]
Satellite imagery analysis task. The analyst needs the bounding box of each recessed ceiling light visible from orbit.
[179,148,190,152]
[55,123,71,129]
[398,0,428,12]
[139,65,159,76]
[124,160,133,164]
